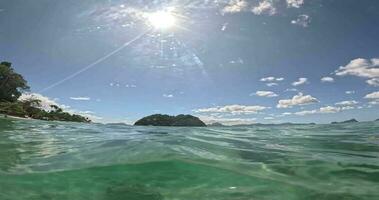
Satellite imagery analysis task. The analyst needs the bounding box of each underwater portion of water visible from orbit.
[0,118,378,199]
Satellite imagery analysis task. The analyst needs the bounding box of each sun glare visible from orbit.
[147,10,176,30]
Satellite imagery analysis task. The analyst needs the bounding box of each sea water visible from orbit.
[0,117,378,200]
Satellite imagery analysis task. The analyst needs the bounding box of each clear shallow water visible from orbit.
[1,118,379,200]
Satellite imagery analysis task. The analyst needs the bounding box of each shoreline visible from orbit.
[0,114,33,121]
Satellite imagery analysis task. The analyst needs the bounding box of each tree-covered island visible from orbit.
[134,114,206,127]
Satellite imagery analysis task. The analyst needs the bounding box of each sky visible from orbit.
[1,0,379,125]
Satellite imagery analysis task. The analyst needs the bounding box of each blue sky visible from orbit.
[1,0,379,124]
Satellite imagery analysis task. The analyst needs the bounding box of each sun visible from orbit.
[147,10,176,30]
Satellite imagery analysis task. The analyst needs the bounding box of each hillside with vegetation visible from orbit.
[134,114,206,127]
[0,61,90,123]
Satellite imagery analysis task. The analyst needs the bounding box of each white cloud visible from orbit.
[294,109,317,116]
[345,90,355,94]
[194,104,268,115]
[319,106,341,113]
[287,0,304,8]
[295,106,341,116]
[335,100,358,106]
[222,0,248,14]
[229,58,244,64]
[260,76,284,82]
[292,78,308,86]
[335,58,379,78]
[341,106,354,110]
[277,93,318,108]
[264,117,274,120]
[321,77,334,83]
[364,91,379,99]
[285,88,298,92]
[291,14,311,27]
[254,91,278,97]
[276,112,293,117]
[369,100,379,105]
[163,94,174,98]
[367,78,379,87]
[125,84,137,88]
[252,0,276,16]
[266,83,278,87]
[197,114,257,125]
[70,97,91,101]
[19,93,70,111]
[221,23,228,31]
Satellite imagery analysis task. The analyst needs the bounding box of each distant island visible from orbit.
[0,61,90,123]
[331,119,358,124]
[134,114,206,127]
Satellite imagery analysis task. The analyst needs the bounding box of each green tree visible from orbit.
[0,62,30,102]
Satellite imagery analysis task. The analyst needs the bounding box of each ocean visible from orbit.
[0,117,378,200]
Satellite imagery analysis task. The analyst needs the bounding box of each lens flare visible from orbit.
[147,10,176,30]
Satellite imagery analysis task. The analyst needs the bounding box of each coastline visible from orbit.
[0,114,33,121]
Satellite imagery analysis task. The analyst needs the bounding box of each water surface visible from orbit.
[1,118,379,199]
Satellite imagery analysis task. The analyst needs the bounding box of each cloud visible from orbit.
[197,114,257,125]
[264,117,274,120]
[70,97,91,101]
[341,106,354,110]
[254,91,278,97]
[292,78,308,86]
[345,90,355,94]
[291,14,311,27]
[125,84,137,88]
[194,104,268,115]
[110,82,121,87]
[319,106,341,113]
[277,93,318,108]
[285,88,298,92]
[367,78,379,87]
[335,100,358,106]
[229,58,244,64]
[369,100,379,105]
[222,0,248,14]
[260,76,284,82]
[163,94,174,98]
[287,0,304,8]
[294,110,317,116]
[266,83,278,87]
[282,112,292,116]
[321,77,334,83]
[364,91,379,99]
[19,93,69,111]
[335,58,379,78]
[295,106,341,116]
[252,0,276,16]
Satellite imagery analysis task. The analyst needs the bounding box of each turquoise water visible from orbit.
[0,117,379,200]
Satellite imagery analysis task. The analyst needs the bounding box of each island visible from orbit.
[331,119,358,124]
[134,114,206,127]
[0,61,90,123]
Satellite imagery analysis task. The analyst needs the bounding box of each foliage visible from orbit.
[134,114,206,127]
[0,62,30,102]
[0,100,91,123]
[0,61,90,123]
